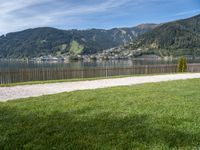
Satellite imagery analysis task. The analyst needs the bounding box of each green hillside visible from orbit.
[69,40,84,55]
[128,14,200,57]
[0,24,156,58]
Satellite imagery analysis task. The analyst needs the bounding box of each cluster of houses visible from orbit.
[29,47,164,62]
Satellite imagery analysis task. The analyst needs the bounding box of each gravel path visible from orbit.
[1,73,200,102]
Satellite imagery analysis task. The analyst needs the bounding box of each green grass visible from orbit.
[1,79,200,149]
[70,40,84,55]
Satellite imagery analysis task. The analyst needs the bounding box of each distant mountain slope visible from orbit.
[127,14,200,57]
[0,24,157,58]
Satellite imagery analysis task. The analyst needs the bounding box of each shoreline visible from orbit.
[1,56,199,63]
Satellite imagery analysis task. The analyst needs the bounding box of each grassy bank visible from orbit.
[1,79,200,149]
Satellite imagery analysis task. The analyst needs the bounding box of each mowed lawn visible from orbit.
[1,79,200,149]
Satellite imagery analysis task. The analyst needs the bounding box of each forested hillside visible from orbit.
[0,24,157,58]
[127,14,200,57]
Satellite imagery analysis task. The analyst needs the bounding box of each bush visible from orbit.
[178,56,187,72]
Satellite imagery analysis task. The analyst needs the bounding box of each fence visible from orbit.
[0,64,200,84]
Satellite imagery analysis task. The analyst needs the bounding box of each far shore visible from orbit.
[1,55,200,63]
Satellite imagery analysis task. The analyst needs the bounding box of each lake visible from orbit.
[0,59,183,70]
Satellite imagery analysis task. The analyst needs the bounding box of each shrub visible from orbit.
[178,56,187,72]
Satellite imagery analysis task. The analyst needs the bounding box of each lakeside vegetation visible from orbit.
[178,57,188,72]
[0,74,171,87]
[1,79,200,149]
[0,75,136,87]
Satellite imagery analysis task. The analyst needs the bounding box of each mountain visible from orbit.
[127,14,200,57]
[0,24,157,58]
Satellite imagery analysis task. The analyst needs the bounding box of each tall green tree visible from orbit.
[178,57,187,72]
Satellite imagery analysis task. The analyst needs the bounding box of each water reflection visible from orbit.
[0,59,199,70]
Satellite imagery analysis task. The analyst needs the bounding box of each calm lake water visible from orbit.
[0,59,185,70]
[1,59,200,70]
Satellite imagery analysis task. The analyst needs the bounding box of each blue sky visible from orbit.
[0,0,200,34]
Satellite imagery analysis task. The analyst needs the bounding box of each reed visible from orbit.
[0,64,199,84]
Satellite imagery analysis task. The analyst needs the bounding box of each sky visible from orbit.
[0,0,200,35]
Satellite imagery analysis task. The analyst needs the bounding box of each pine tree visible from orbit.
[178,57,187,72]
[182,57,187,72]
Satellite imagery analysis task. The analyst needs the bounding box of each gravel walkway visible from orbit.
[1,73,200,102]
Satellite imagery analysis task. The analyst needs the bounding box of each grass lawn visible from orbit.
[1,79,200,149]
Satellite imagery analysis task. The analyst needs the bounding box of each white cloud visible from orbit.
[175,9,200,16]
[0,0,194,34]
[0,0,50,15]
[0,0,53,34]
[53,0,131,16]
[0,0,132,34]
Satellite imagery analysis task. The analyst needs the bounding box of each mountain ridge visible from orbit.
[126,14,200,57]
[2,13,200,59]
[0,24,157,58]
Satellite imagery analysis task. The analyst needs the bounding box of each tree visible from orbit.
[178,56,187,72]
